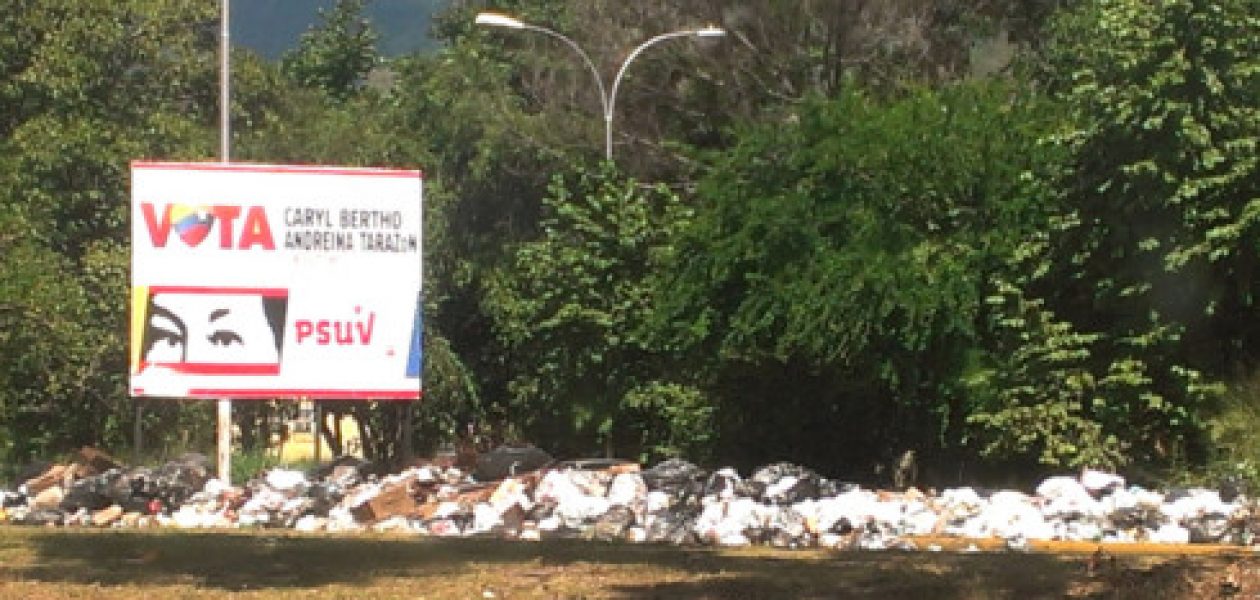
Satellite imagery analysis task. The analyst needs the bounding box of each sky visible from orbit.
[232,0,450,59]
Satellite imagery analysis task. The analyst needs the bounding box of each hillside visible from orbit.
[233,0,450,59]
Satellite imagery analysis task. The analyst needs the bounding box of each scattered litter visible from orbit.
[2,448,1258,551]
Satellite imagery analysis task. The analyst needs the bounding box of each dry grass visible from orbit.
[1,526,1259,599]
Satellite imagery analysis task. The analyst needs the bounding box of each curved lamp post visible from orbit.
[475,12,725,161]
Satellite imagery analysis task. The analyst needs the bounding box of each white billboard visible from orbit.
[129,162,423,400]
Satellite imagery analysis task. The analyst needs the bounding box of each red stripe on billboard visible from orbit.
[131,161,422,179]
[139,362,281,376]
[132,388,422,401]
[186,389,421,400]
[144,286,289,297]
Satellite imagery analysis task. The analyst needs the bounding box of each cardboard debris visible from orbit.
[92,504,124,527]
[30,485,65,510]
[351,481,418,523]
[22,465,69,496]
[78,447,121,475]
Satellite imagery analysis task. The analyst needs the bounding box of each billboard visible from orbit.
[130,162,423,400]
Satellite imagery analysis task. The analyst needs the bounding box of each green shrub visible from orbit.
[1198,374,1260,495]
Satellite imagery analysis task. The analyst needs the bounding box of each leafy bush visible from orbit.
[1195,374,1260,496]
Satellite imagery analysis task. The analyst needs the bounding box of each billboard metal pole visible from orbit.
[220,0,230,164]
[133,401,143,464]
[314,401,322,463]
[217,0,233,486]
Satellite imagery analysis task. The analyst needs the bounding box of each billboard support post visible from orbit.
[220,0,231,163]
[218,0,233,485]
[217,399,232,483]
[133,400,143,464]
[314,401,322,463]
[402,401,414,463]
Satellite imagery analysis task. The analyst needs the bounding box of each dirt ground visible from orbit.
[1085,554,1260,599]
[2,526,1260,599]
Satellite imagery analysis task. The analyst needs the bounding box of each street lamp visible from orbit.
[475,12,725,161]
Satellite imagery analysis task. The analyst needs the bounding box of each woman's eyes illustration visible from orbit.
[208,330,243,347]
[150,329,184,348]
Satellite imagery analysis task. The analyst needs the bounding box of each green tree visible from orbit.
[281,0,380,102]
[482,164,711,460]
[0,0,220,463]
[403,1,1067,462]
[654,81,1059,473]
[377,13,611,446]
[973,0,1257,468]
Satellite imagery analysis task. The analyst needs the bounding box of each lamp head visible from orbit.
[475,12,525,29]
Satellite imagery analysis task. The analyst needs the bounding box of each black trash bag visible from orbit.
[309,455,373,481]
[59,473,116,512]
[1164,488,1194,503]
[642,459,706,489]
[1220,475,1248,504]
[306,482,344,516]
[528,498,558,522]
[1224,510,1260,546]
[152,456,210,508]
[1188,513,1231,544]
[592,505,635,541]
[316,461,367,491]
[125,467,157,495]
[63,467,154,514]
[1,491,26,508]
[642,459,708,514]
[1106,507,1140,531]
[818,476,845,499]
[474,445,553,481]
[830,517,856,535]
[447,509,475,533]
[702,468,752,499]
[1109,505,1163,532]
[767,529,806,548]
[762,506,810,548]
[645,513,698,545]
[278,497,317,528]
[129,471,158,498]
[16,508,65,526]
[556,458,635,471]
[748,462,830,504]
[57,468,150,513]
[163,453,210,478]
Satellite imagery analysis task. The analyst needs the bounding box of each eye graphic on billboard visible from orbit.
[135,286,288,376]
[130,162,422,401]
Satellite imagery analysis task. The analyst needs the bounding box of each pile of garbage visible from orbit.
[2,446,1258,550]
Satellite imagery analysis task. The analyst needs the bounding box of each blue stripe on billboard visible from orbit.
[406,294,422,379]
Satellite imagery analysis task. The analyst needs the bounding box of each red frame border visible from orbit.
[132,160,423,179]
[131,162,423,402]
[145,285,289,297]
[132,388,422,401]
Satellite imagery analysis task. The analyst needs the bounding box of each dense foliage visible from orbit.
[653,82,1064,473]
[1,0,1257,488]
[970,0,1259,471]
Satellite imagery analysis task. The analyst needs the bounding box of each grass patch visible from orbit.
[2,526,1255,598]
